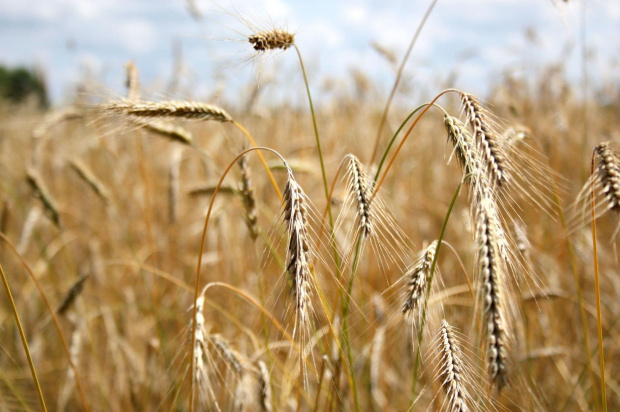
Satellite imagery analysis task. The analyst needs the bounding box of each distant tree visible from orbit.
[0,65,48,107]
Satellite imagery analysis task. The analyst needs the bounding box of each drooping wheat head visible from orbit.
[133,119,194,145]
[436,320,470,412]
[594,142,620,212]
[238,155,259,240]
[256,360,273,412]
[282,165,313,328]
[344,154,373,238]
[57,274,90,315]
[475,198,509,390]
[125,61,139,101]
[191,295,220,411]
[570,141,620,236]
[26,168,60,228]
[460,93,508,189]
[402,241,438,318]
[69,158,112,205]
[104,100,233,122]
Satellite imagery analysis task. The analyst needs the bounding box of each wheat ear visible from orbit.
[460,93,507,188]
[57,274,90,315]
[402,241,438,317]
[345,154,373,238]
[256,360,273,412]
[476,198,509,390]
[594,142,620,212]
[437,320,469,412]
[283,166,313,326]
[238,155,259,240]
[249,29,295,51]
[133,119,194,145]
[26,168,60,228]
[69,158,111,205]
[104,100,233,122]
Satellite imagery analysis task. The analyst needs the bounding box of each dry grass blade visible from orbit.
[104,100,233,122]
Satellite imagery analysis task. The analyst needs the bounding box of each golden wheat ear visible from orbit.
[475,197,510,391]
[568,141,620,237]
[435,320,470,412]
[401,241,438,319]
[248,29,295,52]
[282,165,313,328]
[103,100,233,122]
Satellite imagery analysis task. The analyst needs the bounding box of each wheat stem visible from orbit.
[591,149,607,412]
[0,233,88,411]
[368,0,440,165]
[373,89,457,198]
[411,174,467,402]
[0,261,48,412]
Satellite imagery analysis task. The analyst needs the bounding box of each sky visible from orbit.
[0,0,619,105]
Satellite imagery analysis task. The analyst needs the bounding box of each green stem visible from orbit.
[373,104,430,183]
[340,235,364,412]
[293,45,331,220]
[0,261,48,412]
[410,175,466,402]
[368,0,440,165]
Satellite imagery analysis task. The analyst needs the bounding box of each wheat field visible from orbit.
[1,3,619,412]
